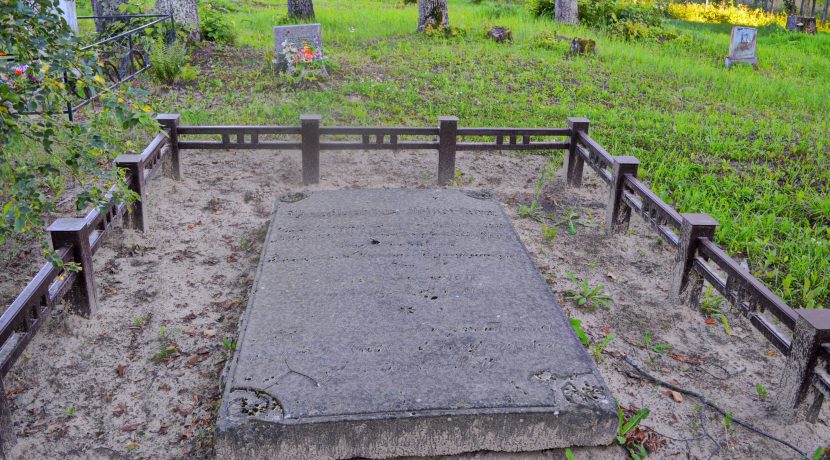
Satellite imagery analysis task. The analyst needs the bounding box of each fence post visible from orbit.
[0,380,14,454]
[670,214,718,303]
[438,116,458,186]
[157,114,181,180]
[47,218,97,318]
[777,310,830,420]
[115,154,147,232]
[606,156,639,235]
[566,117,590,187]
[301,114,321,185]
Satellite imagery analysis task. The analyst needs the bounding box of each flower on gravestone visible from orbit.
[281,39,325,76]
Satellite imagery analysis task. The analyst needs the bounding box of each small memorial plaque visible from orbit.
[216,189,617,459]
[273,23,324,72]
[725,26,758,69]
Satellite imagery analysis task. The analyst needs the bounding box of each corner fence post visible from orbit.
[47,218,98,318]
[670,214,718,303]
[777,311,830,420]
[115,154,147,232]
[566,117,590,187]
[301,114,321,185]
[157,113,182,180]
[437,116,458,186]
[606,156,639,235]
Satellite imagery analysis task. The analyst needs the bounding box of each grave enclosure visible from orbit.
[0,114,829,456]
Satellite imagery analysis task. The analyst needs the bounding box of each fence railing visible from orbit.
[0,114,180,452]
[0,113,827,452]
[563,120,830,422]
[65,14,175,121]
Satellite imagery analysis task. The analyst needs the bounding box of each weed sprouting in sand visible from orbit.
[591,332,616,362]
[641,332,672,354]
[565,272,613,311]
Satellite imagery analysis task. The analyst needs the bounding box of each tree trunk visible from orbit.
[417,0,449,32]
[554,0,579,24]
[155,0,200,40]
[288,0,315,20]
[823,0,828,23]
[90,0,129,32]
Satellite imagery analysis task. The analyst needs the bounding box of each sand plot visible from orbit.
[216,189,617,459]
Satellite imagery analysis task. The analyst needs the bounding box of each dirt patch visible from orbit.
[1,148,827,458]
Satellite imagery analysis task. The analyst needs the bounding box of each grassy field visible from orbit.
[83,0,830,310]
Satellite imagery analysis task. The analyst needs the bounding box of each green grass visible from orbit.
[86,0,830,309]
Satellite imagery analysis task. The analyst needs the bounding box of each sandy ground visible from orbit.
[0,148,827,459]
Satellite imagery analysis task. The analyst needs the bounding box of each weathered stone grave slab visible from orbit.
[273,23,324,71]
[725,26,758,69]
[216,189,617,459]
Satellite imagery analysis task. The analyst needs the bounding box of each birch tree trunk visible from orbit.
[554,0,579,25]
[288,0,315,20]
[417,0,449,32]
[155,0,200,40]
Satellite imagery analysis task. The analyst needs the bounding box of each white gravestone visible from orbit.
[273,23,324,72]
[725,26,758,69]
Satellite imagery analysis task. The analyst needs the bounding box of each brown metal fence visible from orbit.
[0,113,827,451]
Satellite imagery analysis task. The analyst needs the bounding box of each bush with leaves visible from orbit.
[1,0,155,266]
[531,0,673,41]
[199,3,237,44]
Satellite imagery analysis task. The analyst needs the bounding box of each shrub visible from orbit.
[199,3,236,44]
[663,2,830,32]
[149,39,198,84]
[532,31,559,49]
[532,0,673,41]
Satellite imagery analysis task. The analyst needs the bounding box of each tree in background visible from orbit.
[288,0,315,20]
[90,0,129,32]
[1,0,155,265]
[417,0,449,31]
[555,0,578,24]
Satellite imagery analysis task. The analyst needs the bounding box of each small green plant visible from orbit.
[449,169,474,186]
[723,410,734,433]
[223,338,237,352]
[813,447,828,460]
[591,332,616,362]
[616,403,650,458]
[518,200,542,222]
[151,344,179,364]
[179,64,201,82]
[423,23,467,38]
[541,223,557,243]
[756,383,768,401]
[565,273,613,310]
[149,39,191,84]
[641,332,671,354]
[240,237,254,252]
[700,286,732,335]
[569,318,590,347]
[564,447,576,460]
[65,406,75,417]
[554,209,597,235]
[132,315,148,327]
